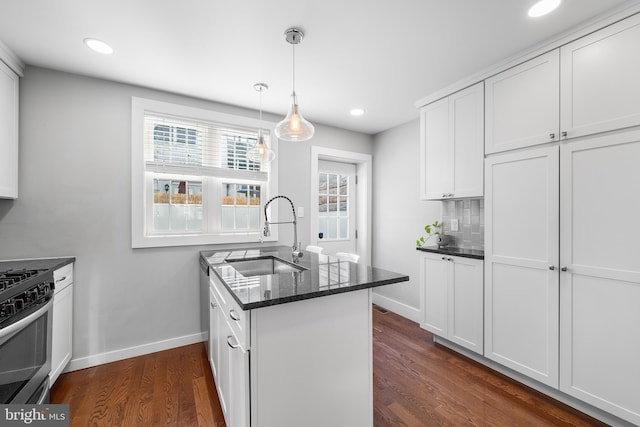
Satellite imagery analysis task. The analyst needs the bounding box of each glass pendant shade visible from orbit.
[275,92,315,141]
[248,132,275,163]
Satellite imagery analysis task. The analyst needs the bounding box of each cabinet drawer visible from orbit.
[210,273,249,349]
[53,263,73,293]
[226,295,248,349]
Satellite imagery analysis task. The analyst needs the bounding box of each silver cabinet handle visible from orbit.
[227,335,239,349]
[549,265,555,271]
[229,309,241,321]
[441,256,446,260]
[448,193,454,198]
[442,193,447,198]
[210,302,216,308]
[549,133,556,140]
[561,131,568,138]
[55,276,67,283]
[561,266,568,272]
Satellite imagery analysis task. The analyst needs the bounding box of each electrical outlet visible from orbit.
[451,218,459,232]
[298,206,304,218]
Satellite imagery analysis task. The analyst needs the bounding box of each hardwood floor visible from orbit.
[51,309,606,426]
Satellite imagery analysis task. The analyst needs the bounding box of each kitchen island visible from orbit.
[200,246,409,427]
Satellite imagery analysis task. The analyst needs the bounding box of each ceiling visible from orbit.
[0,0,636,135]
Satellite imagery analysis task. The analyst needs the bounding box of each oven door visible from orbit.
[0,298,53,404]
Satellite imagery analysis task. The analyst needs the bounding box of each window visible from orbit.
[132,98,278,248]
[318,172,350,240]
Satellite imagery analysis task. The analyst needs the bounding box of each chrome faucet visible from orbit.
[263,195,303,259]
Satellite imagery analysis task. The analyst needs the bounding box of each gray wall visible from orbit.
[0,66,372,365]
[371,119,440,321]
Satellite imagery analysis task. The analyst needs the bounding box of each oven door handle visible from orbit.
[0,299,53,343]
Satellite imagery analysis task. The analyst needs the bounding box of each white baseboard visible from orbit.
[372,292,420,323]
[65,331,207,373]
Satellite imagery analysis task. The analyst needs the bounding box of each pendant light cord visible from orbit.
[291,41,296,95]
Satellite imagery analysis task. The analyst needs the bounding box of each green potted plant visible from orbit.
[416,221,441,247]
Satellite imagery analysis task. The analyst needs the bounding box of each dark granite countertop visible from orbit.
[0,257,75,273]
[201,246,409,310]
[416,246,484,260]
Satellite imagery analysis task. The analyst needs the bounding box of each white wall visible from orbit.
[371,119,441,322]
[0,66,373,368]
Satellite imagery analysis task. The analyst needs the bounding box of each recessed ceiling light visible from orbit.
[528,0,561,18]
[83,38,114,55]
[350,108,365,117]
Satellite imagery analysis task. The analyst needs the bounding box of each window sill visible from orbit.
[132,231,278,249]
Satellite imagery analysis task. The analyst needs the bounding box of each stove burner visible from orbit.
[0,269,45,291]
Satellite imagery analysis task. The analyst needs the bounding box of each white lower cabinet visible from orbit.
[420,252,483,355]
[51,263,74,386]
[209,275,248,426]
[209,272,372,427]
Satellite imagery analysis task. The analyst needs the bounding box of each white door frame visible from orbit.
[310,146,372,265]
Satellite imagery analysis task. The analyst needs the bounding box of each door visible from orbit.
[421,253,448,336]
[451,82,484,198]
[449,256,483,354]
[484,146,559,387]
[485,50,560,154]
[315,160,357,255]
[560,13,640,139]
[559,131,640,425]
[420,96,450,199]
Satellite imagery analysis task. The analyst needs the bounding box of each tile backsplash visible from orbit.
[442,198,484,250]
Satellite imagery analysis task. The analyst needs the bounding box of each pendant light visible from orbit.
[275,28,315,141]
[248,83,276,163]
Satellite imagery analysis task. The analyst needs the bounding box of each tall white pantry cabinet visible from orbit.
[484,12,640,425]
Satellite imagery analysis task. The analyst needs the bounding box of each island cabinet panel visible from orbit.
[250,289,372,427]
[485,50,560,154]
[560,13,640,140]
[559,131,640,425]
[420,252,483,355]
[420,82,484,200]
[484,146,560,388]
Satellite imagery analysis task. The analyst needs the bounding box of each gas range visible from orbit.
[0,267,54,327]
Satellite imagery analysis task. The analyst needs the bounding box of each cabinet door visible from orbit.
[451,82,484,198]
[421,253,448,335]
[485,50,559,154]
[449,257,483,354]
[0,60,18,199]
[228,335,250,427]
[209,288,221,381]
[484,146,559,387]
[561,14,640,140]
[559,131,640,425]
[420,97,451,199]
[51,283,73,385]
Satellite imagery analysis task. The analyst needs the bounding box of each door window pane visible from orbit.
[318,172,350,241]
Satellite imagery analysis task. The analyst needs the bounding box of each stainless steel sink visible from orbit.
[225,256,308,277]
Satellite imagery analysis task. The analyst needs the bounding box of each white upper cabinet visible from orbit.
[486,13,640,154]
[0,59,19,199]
[561,13,640,139]
[485,50,560,154]
[420,82,484,200]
